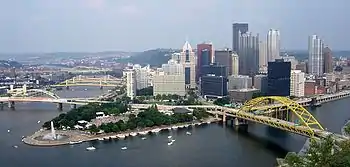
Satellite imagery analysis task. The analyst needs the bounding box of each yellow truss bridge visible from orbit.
[52,75,123,88]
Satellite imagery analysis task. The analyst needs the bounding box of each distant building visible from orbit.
[133,64,150,90]
[290,70,305,97]
[201,76,227,98]
[229,88,259,103]
[267,59,291,96]
[259,41,268,73]
[308,35,324,76]
[282,55,298,70]
[162,59,184,75]
[196,43,214,81]
[323,47,333,73]
[125,70,137,99]
[178,41,196,89]
[201,63,227,77]
[228,75,252,90]
[153,71,185,96]
[215,49,232,75]
[253,75,268,94]
[267,29,280,61]
[238,32,259,75]
[232,23,249,52]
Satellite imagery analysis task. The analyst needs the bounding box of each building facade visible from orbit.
[179,41,196,89]
[201,76,227,98]
[323,47,333,73]
[133,64,150,90]
[259,41,268,73]
[253,75,268,94]
[238,32,259,76]
[308,35,324,76]
[228,75,252,90]
[214,49,232,76]
[125,70,137,99]
[267,29,280,62]
[231,52,239,76]
[232,23,249,52]
[201,63,227,77]
[153,71,186,96]
[290,70,305,97]
[267,60,291,96]
[196,43,214,81]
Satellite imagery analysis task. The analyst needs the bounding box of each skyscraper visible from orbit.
[290,70,305,97]
[323,47,333,73]
[232,23,248,52]
[196,43,214,81]
[179,41,196,89]
[308,35,324,76]
[259,41,268,73]
[214,49,231,76]
[231,52,239,76]
[238,32,259,76]
[267,29,280,62]
[267,59,291,96]
[125,70,136,99]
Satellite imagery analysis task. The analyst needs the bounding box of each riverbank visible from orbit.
[23,117,220,146]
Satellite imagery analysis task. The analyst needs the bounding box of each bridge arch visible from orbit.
[12,89,60,99]
[239,96,324,137]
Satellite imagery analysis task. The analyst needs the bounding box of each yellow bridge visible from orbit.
[52,75,123,88]
[131,96,347,140]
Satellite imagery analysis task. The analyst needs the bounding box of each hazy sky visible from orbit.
[0,0,349,53]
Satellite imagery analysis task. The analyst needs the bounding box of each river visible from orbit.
[0,87,349,167]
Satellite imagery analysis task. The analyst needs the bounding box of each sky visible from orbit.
[0,0,349,53]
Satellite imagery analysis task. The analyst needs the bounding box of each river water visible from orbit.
[0,87,349,167]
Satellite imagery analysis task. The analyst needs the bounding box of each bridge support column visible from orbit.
[0,102,4,110]
[8,101,15,110]
[66,86,69,90]
[71,104,77,109]
[222,110,226,124]
[215,113,219,120]
[233,118,248,126]
[100,86,103,90]
[57,103,63,111]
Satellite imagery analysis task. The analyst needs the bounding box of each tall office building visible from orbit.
[232,23,249,52]
[179,41,196,89]
[290,70,305,97]
[215,49,233,76]
[308,35,324,76]
[231,52,239,76]
[133,64,150,90]
[238,32,259,76]
[259,41,268,73]
[201,76,227,98]
[267,59,291,96]
[254,75,268,94]
[228,75,252,90]
[162,59,184,75]
[323,47,333,73]
[201,63,227,77]
[196,43,214,81]
[125,70,137,99]
[267,29,280,62]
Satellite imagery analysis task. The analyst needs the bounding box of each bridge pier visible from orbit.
[66,86,69,90]
[57,103,63,111]
[234,118,248,126]
[71,104,77,109]
[100,86,103,90]
[0,102,4,110]
[8,101,15,110]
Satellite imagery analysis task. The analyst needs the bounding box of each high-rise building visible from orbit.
[228,75,252,90]
[196,43,214,81]
[308,35,324,76]
[179,41,196,89]
[290,70,305,97]
[133,64,150,90]
[231,52,239,76]
[267,29,280,62]
[238,32,259,75]
[323,47,333,73]
[201,76,227,98]
[253,75,268,94]
[259,41,268,73]
[232,23,249,52]
[267,59,291,96]
[162,59,184,75]
[282,55,298,70]
[214,49,232,76]
[201,63,227,77]
[125,70,137,99]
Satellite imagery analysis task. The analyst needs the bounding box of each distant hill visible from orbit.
[0,60,22,68]
[117,49,179,67]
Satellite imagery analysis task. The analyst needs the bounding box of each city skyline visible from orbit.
[0,0,349,53]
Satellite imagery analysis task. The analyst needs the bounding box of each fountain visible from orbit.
[41,121,66,140]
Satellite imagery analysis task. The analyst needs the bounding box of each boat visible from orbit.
[37,121,41,124]
[151,128,161,133]
[98,138,104,141]
[7,129,10,133]
[138,131,148,135]
[167,127,172,130]
[171,139,176,142]
[184,125,189,128]
[86,146,96,151]
[167,141,173,146]
[141,137,147,140]
[168,136,172,139]
[171,126,178,130]
[186,132,192,135]
[13,145,18,148]
[69,141,82,145]
[110,136,117,139]
[178,125,184,128]
[121,147,127,150]
[130,132,137,136]
[84,89,88,91]
[207,121,211,124]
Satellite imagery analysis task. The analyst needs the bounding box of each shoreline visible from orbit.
[23,117,220,147]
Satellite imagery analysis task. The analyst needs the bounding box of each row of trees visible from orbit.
[284,135,350,167]
[42,101,129,129]
[88,105,196,134]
